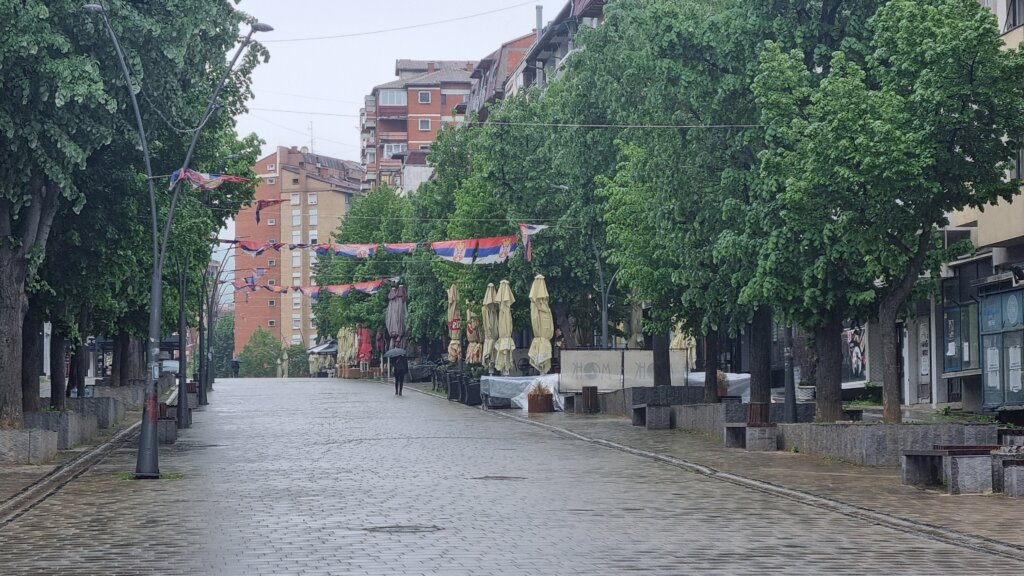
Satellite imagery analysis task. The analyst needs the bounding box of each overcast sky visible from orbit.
[234,0,567,161]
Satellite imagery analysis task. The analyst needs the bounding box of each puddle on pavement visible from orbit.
[470,475,527,481]
[364,525,442,534]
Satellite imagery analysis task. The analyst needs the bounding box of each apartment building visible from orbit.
[234,146,364,355]
[466,32,535,122]
[360,60,475,192]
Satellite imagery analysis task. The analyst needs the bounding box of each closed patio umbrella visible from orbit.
[481,283,498,370]
[494,280,516,375]
[386,284,408,349]
[528,275,554,374]
[357,324,372,364]
[447,284,462,361]
[465,306,482,364]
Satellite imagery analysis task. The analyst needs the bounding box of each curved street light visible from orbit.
[83,3,271,479]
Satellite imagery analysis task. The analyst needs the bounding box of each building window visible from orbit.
[291,178,299,185]
[309,252,318,266]
[290,193,300,205]
[292,315,301,329]
[292,293,301,308]
[366,149,376,164]
[419,119,431,131]
[268,319,276,327]
[292,252,301,268]
[418,91,431,104]
[267,177,276,185]
[267,163,276,171]
[1009,0,1024,31]
[268,279,277,286]
[292,334,301,345]
[308,229,318,244]
[268,300,276,307]
[308,209,318,227]
[419,145,430,150]
[308,193,318,205]
[292,209,301,226]
[291,230,300,244]
[310,318,317,329]
[310,335,318,347]
[268,259,276,267]
[379,89,407,106]
[383,143,407,158]
[292,272,301,284]
[267,218,276,226]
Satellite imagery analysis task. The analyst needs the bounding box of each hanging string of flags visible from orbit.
[170,169,248,190]
[223,225,549,265]
[230,277,388,299]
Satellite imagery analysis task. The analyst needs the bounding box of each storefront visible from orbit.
[980,288,1024,408]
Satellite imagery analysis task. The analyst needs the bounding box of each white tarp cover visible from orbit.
[560,350,622,392]
[622,350,695,388]
[684,372,752,402]
[480,374,563,411]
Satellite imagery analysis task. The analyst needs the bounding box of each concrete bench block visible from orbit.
[943,455,993,495]
[0,428,59,464]
[92,385,146,410]
[645,405,671,430]
[65,397,125,429]
[724,424,746,448]
[187,392,198,409]
[746,426,779,451]
[1006,466,1024,497]
[24,411,99,450]
[158,419,177,444]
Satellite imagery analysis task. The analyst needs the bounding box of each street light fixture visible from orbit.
[83,3,271,479]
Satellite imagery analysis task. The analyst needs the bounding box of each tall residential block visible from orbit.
[234,146,364,355]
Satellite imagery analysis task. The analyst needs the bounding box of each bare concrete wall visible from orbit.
[777,423,997,466]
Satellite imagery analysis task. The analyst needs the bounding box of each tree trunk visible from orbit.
[67,343,79,398]
[21,304,42,413]
[652,330,671,386]
[49,324,66,411]
[0,248,28,428]
[813,316,844,422]
[112,332,123,387]
[748,304,773,424]
[73,306,89,398]
[879,303,903,424]
[704,328,719,403]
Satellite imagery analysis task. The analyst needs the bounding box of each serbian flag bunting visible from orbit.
[244,276,257,291]
[431,239,478,264]
[297,286,321,299]
[518,223,550,262]
[312,244,333,256]
[171,169,248,190]
[268,242,287,251]
[334,244,377,258]
[289,243,309,251]
[474,235,518,265]
[238,240,267,257]
[231,280,248,291]
[325,284,352,296]
[262,285,289,294]
[254,198,287,224]
[354,279,384,294]
[383,243,418,254]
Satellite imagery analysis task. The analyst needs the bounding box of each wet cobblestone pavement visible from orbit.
[0,378,1022,575]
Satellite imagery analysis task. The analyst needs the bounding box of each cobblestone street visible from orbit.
[1,378,1022,575]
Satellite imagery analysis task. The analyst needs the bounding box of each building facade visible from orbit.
[234,146,364,355]
[360,60,475,191]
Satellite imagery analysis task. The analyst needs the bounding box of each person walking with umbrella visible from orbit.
[384,348,408,396]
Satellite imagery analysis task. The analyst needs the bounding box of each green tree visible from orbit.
[238,326,282,378]
[287,344,310,377]
[751,0,1024,422]
[212,313,235,379]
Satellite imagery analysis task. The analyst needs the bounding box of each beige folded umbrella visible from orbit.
[494,280,516,375]
[528,275,553,374]
[446,284,462,361]
[481,283,498,370]
[465,306,482,364]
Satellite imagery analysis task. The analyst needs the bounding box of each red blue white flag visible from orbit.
[431,239,478,264]
[171,169,248,190]
[354,280,384,294]
[254,199,286,224]
[334,244,377,259]
[325,285,352,296]
[383,243,418,254]
[262,285,289,294]
[238,241,266,257]
[474,235,517,265]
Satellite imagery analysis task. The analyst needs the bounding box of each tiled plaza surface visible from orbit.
[0,377,1021,575]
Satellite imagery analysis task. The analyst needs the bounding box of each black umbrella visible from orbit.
[382,347,407,359]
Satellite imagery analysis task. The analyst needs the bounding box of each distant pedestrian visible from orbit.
[231,358,240,378]
[393,354,408,396]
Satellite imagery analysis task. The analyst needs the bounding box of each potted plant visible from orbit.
[527,381,554,413]
[797,378,816,401]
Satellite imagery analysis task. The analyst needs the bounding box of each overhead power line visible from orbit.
[263,1,535,43]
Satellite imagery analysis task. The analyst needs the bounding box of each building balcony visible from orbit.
[379,131,408,142]
[378,105,407,119]
[361,120,376,130]
[378,159,402,170]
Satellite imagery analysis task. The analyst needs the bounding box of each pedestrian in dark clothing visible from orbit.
[393,355,408,396]
[231,358,240,378]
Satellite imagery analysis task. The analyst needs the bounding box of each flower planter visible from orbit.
[528,393,554,413]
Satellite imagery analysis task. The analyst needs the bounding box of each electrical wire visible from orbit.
[262,1,535,43]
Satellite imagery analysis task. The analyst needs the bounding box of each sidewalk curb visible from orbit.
[0,388,180,530]
[412,386,1024,562]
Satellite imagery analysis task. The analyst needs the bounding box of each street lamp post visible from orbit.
[176,265,189,429]
[83,4,271,478]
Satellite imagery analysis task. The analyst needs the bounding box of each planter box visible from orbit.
[0,428,58,464]
[778,423,998,466]
[528,394,554,413]
[93,385,146,410]
[157,418,177,445]
[24,411,99,450]
[598,386,705,416]
[65,397,125,429]
[674,402,816,439]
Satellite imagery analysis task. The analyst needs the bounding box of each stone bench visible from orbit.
[724,422,778,451]
[998,428,1024,446]
[24,411,99,450]
[1003,460,1024,497]
[65,397,125,429]
[631,403,671,430]
[158,418,177,444]
[902,446,996,494]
